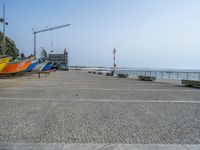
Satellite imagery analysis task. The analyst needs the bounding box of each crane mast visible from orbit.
[33,24,71,57]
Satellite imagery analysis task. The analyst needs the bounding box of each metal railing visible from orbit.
[115,70,200,81]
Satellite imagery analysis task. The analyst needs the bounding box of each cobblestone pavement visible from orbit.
[0,71,200,147]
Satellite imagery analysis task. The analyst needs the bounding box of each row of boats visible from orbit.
[0,56,53,75]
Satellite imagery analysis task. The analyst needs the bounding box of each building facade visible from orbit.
[48,49,68,70]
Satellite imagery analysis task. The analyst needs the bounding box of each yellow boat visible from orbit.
[0,57,11,72]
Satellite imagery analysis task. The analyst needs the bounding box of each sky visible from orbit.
[0,0,200,69]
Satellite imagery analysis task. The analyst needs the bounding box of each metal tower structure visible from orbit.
[33,24,71,56]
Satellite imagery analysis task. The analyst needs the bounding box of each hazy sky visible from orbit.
[1,0,200,69]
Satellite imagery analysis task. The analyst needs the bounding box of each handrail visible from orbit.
[115,69,200,81]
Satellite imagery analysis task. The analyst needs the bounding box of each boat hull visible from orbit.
[41,64,53,71]
[25,60,38,72]
[1,58,33,74]
[32,63,46,72]
[0,57,11,72]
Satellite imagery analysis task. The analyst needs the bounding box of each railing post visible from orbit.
[187,72,189,80]
[168,72,170,80]
[198,73,200,81]
[161,72,163,78]
[177,72,179,80]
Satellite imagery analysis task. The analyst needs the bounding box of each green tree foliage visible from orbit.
[0,31,19,59]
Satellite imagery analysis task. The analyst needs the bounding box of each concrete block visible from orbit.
[106,72,113,76]
[98,72,103,75]
[138,76,156,81]
[181,80,200,88]
[118,74,128,78]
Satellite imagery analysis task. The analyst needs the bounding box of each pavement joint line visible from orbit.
[0,143,199,150]
[1,88,200,92]
[58,88,200,92]
[0,97,200,104]
[6,83,175,86]
[183,145,190,150]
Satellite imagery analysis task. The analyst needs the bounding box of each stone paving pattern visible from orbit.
[0,71,200,144]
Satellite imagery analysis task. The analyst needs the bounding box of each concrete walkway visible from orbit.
[0,71,200,149]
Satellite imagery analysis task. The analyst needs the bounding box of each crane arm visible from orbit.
[33,23,71,56]
[34,24,71,34]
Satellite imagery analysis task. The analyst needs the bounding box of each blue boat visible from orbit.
[41,63,53,71]
[25,60,38,72]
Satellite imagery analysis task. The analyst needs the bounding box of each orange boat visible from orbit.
[1,57,34,74]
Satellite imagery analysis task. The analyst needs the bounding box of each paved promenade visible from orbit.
[0,71,200,149]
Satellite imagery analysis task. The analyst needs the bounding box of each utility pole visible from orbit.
[33,31,36,56]
[33,24,71,57]
[113,48,116,74]
[51,41,53,53]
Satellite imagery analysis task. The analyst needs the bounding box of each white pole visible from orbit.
[113,48,116,74]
